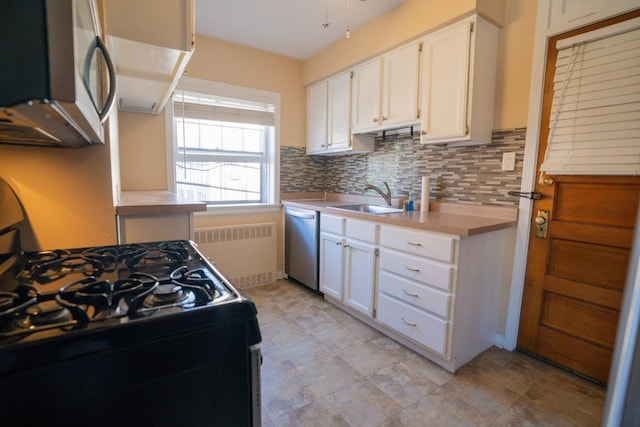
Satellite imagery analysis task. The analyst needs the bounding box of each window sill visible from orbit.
[195,203,282,216]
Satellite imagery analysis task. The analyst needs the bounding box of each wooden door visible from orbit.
[517,11,640,384]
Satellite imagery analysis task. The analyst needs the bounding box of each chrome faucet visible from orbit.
[365,181,392,206]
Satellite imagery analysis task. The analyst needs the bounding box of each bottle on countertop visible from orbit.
[407,191,414,211]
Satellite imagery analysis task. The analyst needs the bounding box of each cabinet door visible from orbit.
[420,19,471,143]
[319,232,344,300]
[351,58,382,133]
[327,71,352,150]
[343,239,377,316]
[117,213,192,244]
[307,80,328,154]
[382,42,420,129]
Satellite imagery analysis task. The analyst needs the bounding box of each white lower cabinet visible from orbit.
[377,227,456,359]
[117,213,192,244]
[377,224,506,372]
[319,215,508,373]
[319,230,344,300]
[319,214,378,317]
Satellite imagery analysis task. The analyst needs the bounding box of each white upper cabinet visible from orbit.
[306,71,374,155]
[351,58,383,133]
[327,71,352,151]
[545,0,640,35]
[306,80,328,154]
[419,15,499,146]
[104,0,195,115]
[351,42,421,133]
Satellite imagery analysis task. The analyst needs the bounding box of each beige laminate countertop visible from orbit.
[116,191,207,216]
[282,197,517,237]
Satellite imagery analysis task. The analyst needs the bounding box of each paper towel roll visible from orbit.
[421,176,430,212]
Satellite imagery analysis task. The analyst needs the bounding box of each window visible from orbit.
[167,77,280,209]
[540,16,640,176]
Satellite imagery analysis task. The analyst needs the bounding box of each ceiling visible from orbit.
[195,0,406,61]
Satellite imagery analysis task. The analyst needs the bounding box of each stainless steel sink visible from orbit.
[328,204,404,214]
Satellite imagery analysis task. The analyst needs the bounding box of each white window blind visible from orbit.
[540,17,640,176]
[173,92,275,126]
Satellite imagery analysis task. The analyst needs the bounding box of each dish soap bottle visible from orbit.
[407,191,414,211]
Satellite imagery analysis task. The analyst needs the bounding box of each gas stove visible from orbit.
[0,240,237,343]
[0,178,261,427]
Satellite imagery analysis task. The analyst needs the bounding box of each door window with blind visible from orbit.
[540,16,640,176]
[167,78,280,208]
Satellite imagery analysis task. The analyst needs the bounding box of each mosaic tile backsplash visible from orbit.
[280,128,526,207]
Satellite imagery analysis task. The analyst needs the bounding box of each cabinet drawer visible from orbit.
[379,249,454,291]
[346,219,378,243]
[379,270,451,318]
[381,226,455,263]
[377,293,449,357]
[320,213,344,235]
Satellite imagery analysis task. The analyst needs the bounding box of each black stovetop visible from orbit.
[0,240,240,346]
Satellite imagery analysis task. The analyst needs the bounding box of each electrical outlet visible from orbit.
[502,152,516,171]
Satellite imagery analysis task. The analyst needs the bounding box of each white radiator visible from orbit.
[193,222,277,289]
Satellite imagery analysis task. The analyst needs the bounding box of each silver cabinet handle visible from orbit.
[343,243,350,248]
[402,289,419,298]
[401,318,417,327]
[404,265,420,273]
[405,241,422,247]
[335,241,342,246]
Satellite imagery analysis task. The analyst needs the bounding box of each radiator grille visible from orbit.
[194,223,276,289]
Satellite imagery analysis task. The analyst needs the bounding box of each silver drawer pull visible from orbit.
[404,265,420,273]
[401,318,417,327]
[335,241,342,246]
[405,241,422,247]
[402,289,419,298]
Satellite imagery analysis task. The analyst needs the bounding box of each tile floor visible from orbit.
[244,280,606,427]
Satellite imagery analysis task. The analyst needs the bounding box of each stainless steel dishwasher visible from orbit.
[284,206,320,293]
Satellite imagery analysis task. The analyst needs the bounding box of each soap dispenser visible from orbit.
[407,191,415,211]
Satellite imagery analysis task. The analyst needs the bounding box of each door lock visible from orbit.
[535,210,549,238]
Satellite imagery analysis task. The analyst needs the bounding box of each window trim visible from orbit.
[166,77,281,211]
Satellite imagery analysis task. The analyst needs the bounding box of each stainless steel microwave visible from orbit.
[0,0,116,148]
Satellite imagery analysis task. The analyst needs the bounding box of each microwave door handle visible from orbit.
[95,36,117,122]
[82,36,117,123]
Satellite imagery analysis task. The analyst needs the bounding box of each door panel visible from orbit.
[540,291,619,348]
[554,182,640,227]
[547,239,630,290]
[517,10,640,384]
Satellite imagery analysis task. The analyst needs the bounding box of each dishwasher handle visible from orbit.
[286,207,316,220]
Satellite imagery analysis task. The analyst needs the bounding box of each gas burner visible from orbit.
[170,266,218,303]
[143,283,191,308]
[19,252,104,284]
[120,242,191,276]
[81,246,120,272]
[18,300,73,328]
[0,285,38,319]
[58,273,159,318]
[0,293,80,339]
[158,241,191,262]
